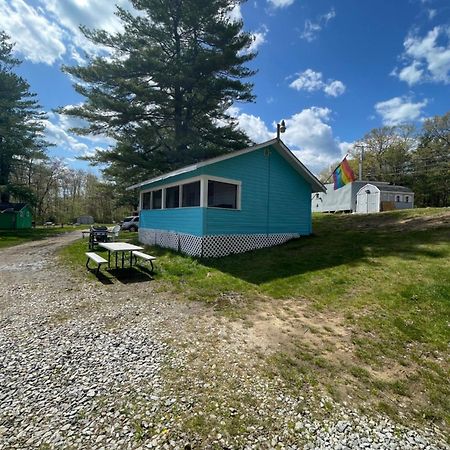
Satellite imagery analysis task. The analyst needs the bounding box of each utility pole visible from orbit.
[355,144,365,181]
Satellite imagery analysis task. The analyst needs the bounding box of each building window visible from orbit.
[142,192,151,210]
[396,195,400,202]
[405,196,409,203]
[208,180,237,209]
[182,181,200,207]
[152,189,162,209]
[165,186,180,208]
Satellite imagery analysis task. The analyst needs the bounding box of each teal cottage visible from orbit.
[128,139,325,257]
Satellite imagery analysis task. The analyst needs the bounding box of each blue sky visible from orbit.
[0,0,449,175]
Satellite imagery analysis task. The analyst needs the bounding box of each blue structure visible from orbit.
[128,139,325,257]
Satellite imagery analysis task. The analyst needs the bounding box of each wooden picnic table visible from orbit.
[98,242,143,269]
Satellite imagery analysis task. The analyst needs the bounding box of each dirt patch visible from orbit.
[229,297,355,367]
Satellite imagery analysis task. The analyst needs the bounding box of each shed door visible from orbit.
[356,191,380,214]
[367,192,379,213]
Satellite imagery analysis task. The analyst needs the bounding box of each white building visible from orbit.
[312,181,414,214]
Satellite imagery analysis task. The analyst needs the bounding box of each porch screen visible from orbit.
[182,181,200,207]
[152,189,162,209]
[166,186,180,208]
[142,192,151,209]
[207,181,237,209]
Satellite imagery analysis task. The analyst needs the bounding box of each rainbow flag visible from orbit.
[333,157,356,189]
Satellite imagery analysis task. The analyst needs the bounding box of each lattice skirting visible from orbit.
[139,228,300,258]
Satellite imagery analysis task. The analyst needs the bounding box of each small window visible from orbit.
[396,195,400,202]
[142,192,151,210]
[405,196,409,203]
[208,180,237,209]
[166,186,180,208]
[182,181,200,207]
[152,189,162,209]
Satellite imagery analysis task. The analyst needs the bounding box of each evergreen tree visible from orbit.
[62,0,256,185]
[0,32,48,203]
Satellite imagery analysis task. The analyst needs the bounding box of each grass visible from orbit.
[59,207,450,432]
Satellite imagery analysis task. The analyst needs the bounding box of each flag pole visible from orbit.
[324,154,348,184]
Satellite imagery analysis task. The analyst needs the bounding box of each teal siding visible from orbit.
[267,149,312,234]
[204,148,269,235]
[138,144,312,236]
[204,147,311,235]
[140,207,204,236]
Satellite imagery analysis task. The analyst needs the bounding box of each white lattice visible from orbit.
[179,234,203,257]
[139,228,300,257]
[202,233,300,257]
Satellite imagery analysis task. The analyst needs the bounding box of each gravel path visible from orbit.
[0,234,448,449]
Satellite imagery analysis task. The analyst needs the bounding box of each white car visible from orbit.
[120,216,139,232]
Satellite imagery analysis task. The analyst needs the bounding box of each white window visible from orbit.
[142,192,151,210]
[396,195,401,202]
[152,189,162,209]
[182,181,200,207]
[405,196,409,203]
[165,186,180,208]
[207,180,238,209]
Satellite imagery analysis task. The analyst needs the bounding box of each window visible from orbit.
[142,192,151,210]
[405,196,409,203]
[165,186,180,208]
[182,181,200,207]
[208,180,237,209]
[396,195,400,202]
[152,189,162,209]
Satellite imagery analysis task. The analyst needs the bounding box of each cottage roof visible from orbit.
[127,139,325,193]
[0,202,27,213]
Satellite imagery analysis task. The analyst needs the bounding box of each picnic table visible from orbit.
[98,242,143,269]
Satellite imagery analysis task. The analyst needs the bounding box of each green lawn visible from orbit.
[60,208,450,431]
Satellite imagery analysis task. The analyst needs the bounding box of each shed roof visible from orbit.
[0,202,27,213]
[361,183,414,194]
[127,139,325,193]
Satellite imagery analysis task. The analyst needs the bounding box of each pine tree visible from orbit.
[61,0,256,184]
[0,32,48,203]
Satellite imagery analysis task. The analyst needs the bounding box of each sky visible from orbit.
[0,0,449,176]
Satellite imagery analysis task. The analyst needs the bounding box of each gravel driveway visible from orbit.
[0,234,448,449]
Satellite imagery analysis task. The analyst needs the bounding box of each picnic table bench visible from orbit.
[85,252,108,274]
[133,251,157,272]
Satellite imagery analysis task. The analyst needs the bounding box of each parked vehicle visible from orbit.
[120,216,139,232]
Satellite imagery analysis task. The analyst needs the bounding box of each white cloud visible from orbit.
[227,4,243,22]
[267,0,295,8]
[428,9,437,20]
[300,8,336,42]
[396,62,424,85]
[289,69,346,97]
[394,26,450,85]
[247,25,269,54]
[228,106,344,174]
[0,0,66,64]
[323,80,346,97]
[375,96,428,125]
[0,0,136,65]
[44,111,115,155]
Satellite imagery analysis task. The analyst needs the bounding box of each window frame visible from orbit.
[139,175,241,211]
[205,176,241,210]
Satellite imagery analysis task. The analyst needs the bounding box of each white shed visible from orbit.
[356,184,414,214]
